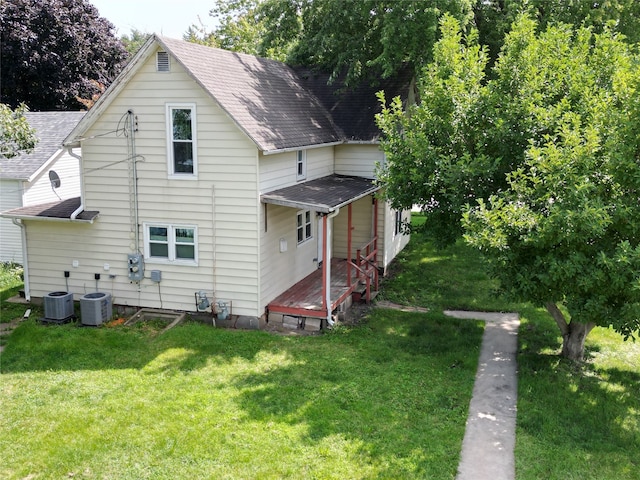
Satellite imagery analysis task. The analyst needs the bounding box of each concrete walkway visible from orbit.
[445,310,520,480]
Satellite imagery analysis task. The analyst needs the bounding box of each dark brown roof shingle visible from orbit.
[0,197,99,222]
[261,174,379,213]
[158,37,342,153]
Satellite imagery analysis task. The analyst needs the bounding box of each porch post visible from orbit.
[324,208,340,326]
[373,196,379,289]
[347,203,352,286]
[321,214,328,312]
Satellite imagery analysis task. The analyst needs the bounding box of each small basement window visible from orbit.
[157,51,170,72]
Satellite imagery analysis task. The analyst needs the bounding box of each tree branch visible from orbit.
[545,301,569,337]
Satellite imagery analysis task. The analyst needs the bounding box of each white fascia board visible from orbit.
[63,35,160,147]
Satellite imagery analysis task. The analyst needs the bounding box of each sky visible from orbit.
[89,0,217,39]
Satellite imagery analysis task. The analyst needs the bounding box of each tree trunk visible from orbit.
[561,320,596,361]
[545,302,595,361]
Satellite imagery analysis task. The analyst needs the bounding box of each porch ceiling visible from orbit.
[261,174,379,213]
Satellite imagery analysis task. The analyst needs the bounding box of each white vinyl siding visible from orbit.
[22,151,81,205]
[332,196,373,260]
[334,144,384,178]
[22,47,261,316]
[0,179,23,263]
[259,146,334,192]
[260,203,318,307]
[380,203,410,272]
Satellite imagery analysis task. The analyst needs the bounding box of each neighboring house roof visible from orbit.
[0,112,85,180]
[261,174,380,213]
[0,197,99,223]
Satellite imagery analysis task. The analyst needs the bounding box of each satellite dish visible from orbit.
[49,170,61,189]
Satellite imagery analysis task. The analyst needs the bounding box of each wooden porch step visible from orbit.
[352,285,379,303]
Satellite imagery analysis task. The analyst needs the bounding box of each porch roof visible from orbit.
[260,174,379,213]
[0,197,99,223]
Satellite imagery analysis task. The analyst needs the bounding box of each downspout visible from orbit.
[324,207,340,327]
[67,147,84,219]
[12,219,30,301]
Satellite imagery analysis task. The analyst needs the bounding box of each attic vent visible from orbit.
[157,51,170,72]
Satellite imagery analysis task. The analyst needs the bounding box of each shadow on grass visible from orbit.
[380,236,520,312]
[516,310,640,478]
[230,310,484,477]
[1,310,484,478]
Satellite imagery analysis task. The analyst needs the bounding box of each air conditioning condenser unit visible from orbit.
[80,292,112,326]
[43,291,74,320]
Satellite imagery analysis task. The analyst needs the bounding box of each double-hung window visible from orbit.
[145,223,198,265]
[166,103,197,178]
[296,150,306,181]
[297,210,312,245]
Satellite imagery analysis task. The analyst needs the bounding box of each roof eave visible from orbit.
[0,213,98,224]
[26,148,65,183]
[262,140,344,156]
[63,35,160,147]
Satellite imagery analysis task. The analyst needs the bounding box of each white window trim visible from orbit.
[166,103,198,179]
[143,222,198,265]
[296,209,313,246]
[296,150,307,181]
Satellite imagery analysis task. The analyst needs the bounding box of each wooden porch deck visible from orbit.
[267,258,357,318]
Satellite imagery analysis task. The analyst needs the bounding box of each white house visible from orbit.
[0,112,84,263]
[0,36,411,329]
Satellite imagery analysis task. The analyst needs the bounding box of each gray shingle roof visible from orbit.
[294,66,414,142]
[158,37,342,153]
[0,197,99,222]
[261,174,379,213]
[0,112,85,180]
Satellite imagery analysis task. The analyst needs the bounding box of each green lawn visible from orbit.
[1,220,638,479]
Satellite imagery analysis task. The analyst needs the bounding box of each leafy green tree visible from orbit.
[0,104,37,158]
[187,0,474,84]
[377,14,640,360]
[376,15,496,246]
[0,0,128,111]
[121,29,152,56]
[473,0,640,66]
[184,0,284,58]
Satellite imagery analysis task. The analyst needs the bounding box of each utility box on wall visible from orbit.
[127,253,144,281]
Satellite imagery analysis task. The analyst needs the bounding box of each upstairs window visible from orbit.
[166,103,197,178]
[296,150,306,181]
[297,210,312,245]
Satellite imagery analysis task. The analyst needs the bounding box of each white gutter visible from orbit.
[67,147,84,219]
[325,207,340,326]
[1,214,96,224]
[12,219,30,301]
[262,141,344,156]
